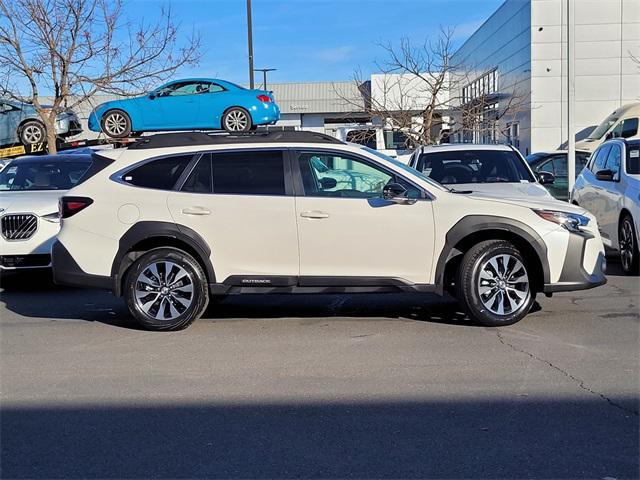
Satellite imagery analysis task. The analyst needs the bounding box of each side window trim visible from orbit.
[175,153,206,192]
[290,148,428,200]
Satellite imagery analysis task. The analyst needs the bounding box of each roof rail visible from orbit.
[128,130,345,150]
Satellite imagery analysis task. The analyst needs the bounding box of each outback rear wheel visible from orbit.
[123,248,209,331]
[619,214,639,275]
[19,120,46,145]
[222,107,252,132]
[457,240,535,327]
[101,110,132,138]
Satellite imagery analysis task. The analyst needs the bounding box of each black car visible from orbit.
[525,150,591,201]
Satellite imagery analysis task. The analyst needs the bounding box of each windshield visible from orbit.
[525,153,547,164]
[415,149,534,185]
[588,113,618,140]
[360,146,447,191]
[0,160,91,191]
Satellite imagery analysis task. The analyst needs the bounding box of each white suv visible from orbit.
[52,131,607,330]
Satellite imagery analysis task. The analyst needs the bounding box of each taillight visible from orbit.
[60,197,93,218]
[256,94,272,103]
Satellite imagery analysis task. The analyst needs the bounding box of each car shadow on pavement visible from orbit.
[1,398,638,479]
[0,270,539,330]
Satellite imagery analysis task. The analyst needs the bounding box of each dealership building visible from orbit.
[450,0,640,155]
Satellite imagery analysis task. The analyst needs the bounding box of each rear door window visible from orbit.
[181,155,212,193]
[210,151,286,196]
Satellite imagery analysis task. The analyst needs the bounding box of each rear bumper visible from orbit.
[52,240,112,290]
[250,103,280,125]
[543,232,607,293]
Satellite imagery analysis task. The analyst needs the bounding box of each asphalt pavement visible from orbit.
[1,262,638,479]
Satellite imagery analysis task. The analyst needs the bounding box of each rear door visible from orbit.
[292,149,435,285]
[578,144,611,224]
[167,149,299,284]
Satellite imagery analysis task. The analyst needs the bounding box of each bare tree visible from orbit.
[0,0,201,152]
[337,27,528,149]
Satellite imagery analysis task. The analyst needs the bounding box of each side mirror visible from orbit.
[319,177,337,190]
[536,171,555,185]
[383,182,413,204]
[595,169,615,181]
[148,92,156,100]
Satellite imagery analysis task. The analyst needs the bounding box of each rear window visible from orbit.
[123,155,193,190]
[415,150,534,185]
[0,159,92,191]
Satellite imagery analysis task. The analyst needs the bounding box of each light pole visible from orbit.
[246,0,254,89]
[254,68,277,90]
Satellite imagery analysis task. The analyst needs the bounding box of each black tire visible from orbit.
[619,214,639,275]
[457,240,535,327]
[123,247,209,331]
[222,107,252,132]
[101,109,132,138]
[19,120,46,145]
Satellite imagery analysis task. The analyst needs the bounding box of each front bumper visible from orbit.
[55,115,83,137]
[87,111,101,132]
[543,231,607,293]
[0,254,51,270]
[51,240,112,290]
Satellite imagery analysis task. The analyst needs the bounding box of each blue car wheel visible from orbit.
[101,109,132,138]
[222,107,252,133]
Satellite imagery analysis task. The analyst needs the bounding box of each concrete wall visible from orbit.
[530,0,640,151]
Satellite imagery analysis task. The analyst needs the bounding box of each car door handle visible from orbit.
[300,210,330,219]
[181,207,211,216]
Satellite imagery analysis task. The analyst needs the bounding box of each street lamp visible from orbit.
[246,0,254,89]
[254,68,277,90]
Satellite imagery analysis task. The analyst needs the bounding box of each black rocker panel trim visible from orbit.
[111,221,215,296]
[211,275,436,295]
[434,215,551,295]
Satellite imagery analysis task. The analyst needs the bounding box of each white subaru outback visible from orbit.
[52,131,607,330]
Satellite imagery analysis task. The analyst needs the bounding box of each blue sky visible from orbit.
[128,0,504,85]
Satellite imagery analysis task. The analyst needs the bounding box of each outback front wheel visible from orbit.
[457,240,535,326]
[123,248,209,331]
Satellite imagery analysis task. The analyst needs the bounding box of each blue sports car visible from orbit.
[88,78,280,137]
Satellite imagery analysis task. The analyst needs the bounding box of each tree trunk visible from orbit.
[44,117,57,154]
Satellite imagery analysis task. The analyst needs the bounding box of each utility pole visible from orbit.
[246,0,254,89]
[254,68,276,90]
[567,0,576,192]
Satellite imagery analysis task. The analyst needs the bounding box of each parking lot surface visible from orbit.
[1,262,638,479]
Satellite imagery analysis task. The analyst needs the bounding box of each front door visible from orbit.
[293,150,435,285]
[147,81,203,130]
[167,150,299,284]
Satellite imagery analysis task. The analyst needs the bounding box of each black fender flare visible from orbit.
[434,215,551,294]
[111,221,215,296]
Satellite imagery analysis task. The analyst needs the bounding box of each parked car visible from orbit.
[408,144,556,200]
[0,154,96,270]
[52,131,606,331]
[526,150,591,201]
[571,138,640,274]
[0,99,82,146]
[88,78,280,138]
[575,103,640,153]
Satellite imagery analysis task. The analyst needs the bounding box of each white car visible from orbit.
[408,144,556,200]
[0,154,94,270]
[575,103,640,154]
[52,131,606,331]
[572,138,640,274]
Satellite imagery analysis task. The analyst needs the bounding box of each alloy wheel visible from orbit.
[104,113,128,136]
[224,110,248,131]
[134,261,194,321]
[620,219,635,272]
[23,124,43,143]
[477,253,529,315]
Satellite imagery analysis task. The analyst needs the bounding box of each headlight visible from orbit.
[533,209,589,232]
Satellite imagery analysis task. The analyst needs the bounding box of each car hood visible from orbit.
[461,189,588,215]
[0,190,65,216]
[449,182,553,199]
